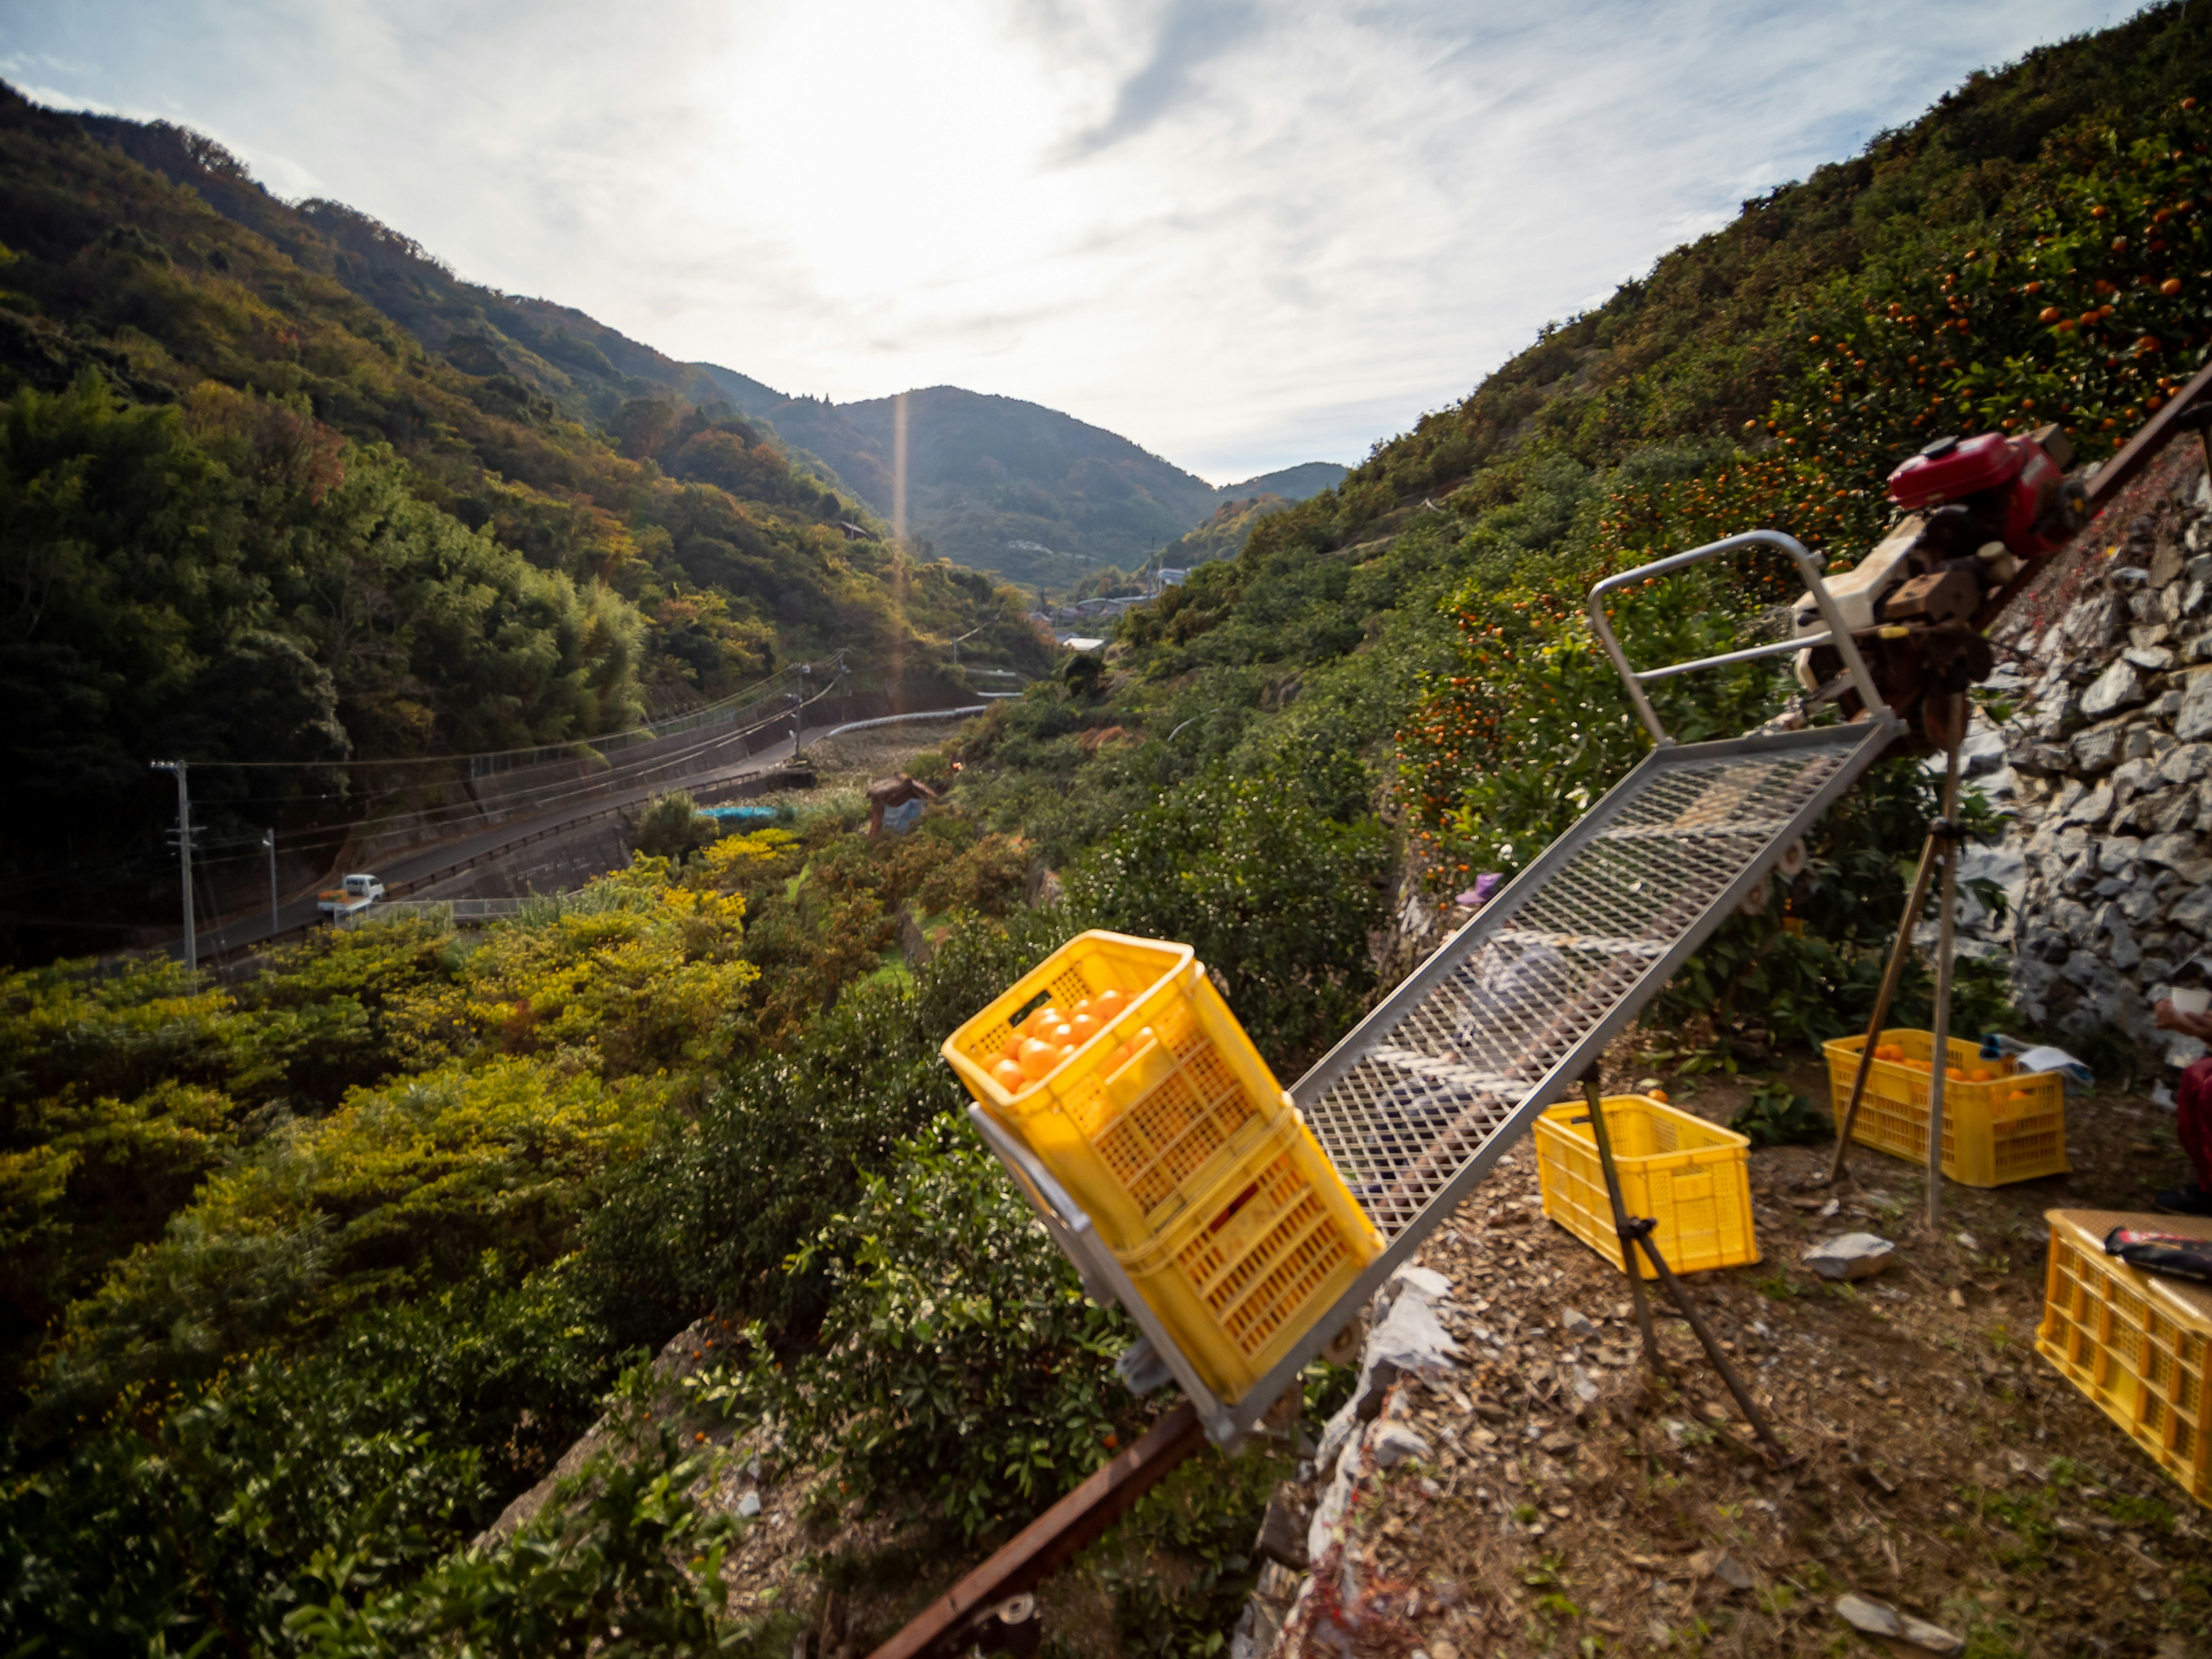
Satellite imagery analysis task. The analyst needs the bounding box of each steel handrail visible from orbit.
[1585,529,1887,745]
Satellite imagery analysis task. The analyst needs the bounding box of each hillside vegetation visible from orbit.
[0,89,1047,941]
[6,7,2212,1657]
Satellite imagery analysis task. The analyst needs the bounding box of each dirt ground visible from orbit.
[1308,1047,2211,1659]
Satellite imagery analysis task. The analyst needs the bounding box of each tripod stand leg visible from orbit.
[1581,1073,1661,1370]
[1824,828,1941,1186]
[1631,1230,1798,1467]
[1925,695,1967,1230]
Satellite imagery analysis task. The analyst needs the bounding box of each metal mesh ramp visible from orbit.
[1292,720,1895,1241]
[969,529,1906,1448]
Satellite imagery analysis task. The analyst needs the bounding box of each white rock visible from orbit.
[2140,831,2201,868]
[2161,743,2212,785]
[1560,1307,1599,1339]
[2065,781,2115,825]
[2179,669,2212,743]
[736,1490,762,1518]
[1307,1471,1353,1563]
[1366,1421,1433,1468]
[2081,658,2148,720]
[1314,1400,1359,1482]
[1388,1264,1454,1309]
[1805,1232,1895,1281]
[1363,1287,1465,1385]
[1837,1592,1965,1650]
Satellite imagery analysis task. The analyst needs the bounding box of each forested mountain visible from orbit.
[752,385,1218,588]
[1211,460,1346,504]
[0,88,1047,942]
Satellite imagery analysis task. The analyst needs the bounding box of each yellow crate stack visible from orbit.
[1115,1113,1377,1402]
[1824,1029,2068,1187]
[942,930,1381,1403]
[1533,1095,1758,1278]
[2036,1209,2211,1509]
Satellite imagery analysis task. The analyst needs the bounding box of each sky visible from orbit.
[0,0,2131,483]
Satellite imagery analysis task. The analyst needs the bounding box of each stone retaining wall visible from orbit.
[1974,448,2212,1073]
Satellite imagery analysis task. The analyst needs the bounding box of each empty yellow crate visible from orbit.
[2036,1209,2211,1509]
[1115,1113,1381,1403]
[1824,1029,2068,1187]
[1535,1095,1758,1278]
[941,930,1298,1251]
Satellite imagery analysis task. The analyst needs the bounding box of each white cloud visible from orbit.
[0,0,2125,480]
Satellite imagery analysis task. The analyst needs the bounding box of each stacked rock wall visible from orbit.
[1976,446,2212,1073]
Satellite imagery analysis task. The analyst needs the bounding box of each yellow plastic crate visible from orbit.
[1534,1095,1758,1278]
[1824,1029,2069,1187]
[941,930,1298,1251]
[2036,1209,2211,1509]
[1115,1113,1381,1403]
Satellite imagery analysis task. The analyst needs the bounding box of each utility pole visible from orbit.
[264,828,279,934]
[151,761,195,970]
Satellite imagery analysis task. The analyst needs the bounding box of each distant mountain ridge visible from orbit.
[1214,461,1346,504]
[74,109,1344,592]
[727,388,1346,588]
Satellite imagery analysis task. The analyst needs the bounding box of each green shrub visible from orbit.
[635,791,717,861]
[1729,1081,1835,1147]
[766,1113,1138,1539]
[0,1269,618,1655]
[579,908,1075,1344]
[1067,760,1389,1077]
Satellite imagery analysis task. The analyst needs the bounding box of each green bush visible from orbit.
[1067,759,1389,1078]
[579,908,1075,1344]
[635,791,717,862]
[0,1269,618,1655]
[759,1114,1138,1539]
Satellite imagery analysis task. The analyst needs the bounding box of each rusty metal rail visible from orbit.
[866,1403,1206,1659]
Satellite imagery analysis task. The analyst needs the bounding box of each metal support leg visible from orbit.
[1627,1224,1798,1467]
[1925,698,1967,1230]
[1581,1073,1661,1370]
[1823,829,1942,1186]
[1574,1074,1795,1464]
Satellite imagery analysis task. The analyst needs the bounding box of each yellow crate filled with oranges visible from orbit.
[1824,1028,2069,1187]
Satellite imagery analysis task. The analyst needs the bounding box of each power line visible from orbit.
[199,656,842,771]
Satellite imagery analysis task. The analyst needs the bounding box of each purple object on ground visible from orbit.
[1453,872,1505,909]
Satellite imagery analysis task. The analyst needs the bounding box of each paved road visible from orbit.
[186,717,841,961]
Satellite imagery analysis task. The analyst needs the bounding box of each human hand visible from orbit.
[2153,999,2212,1039]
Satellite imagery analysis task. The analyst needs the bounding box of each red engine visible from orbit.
[1792,425,2086,749]
[1884,429,2080,566]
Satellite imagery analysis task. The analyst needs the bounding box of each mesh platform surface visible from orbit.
[1295,726,1887,1241]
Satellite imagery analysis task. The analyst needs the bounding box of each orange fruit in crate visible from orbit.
[991,1057,1028,1093]
[1946,1067,1967,1081]
[1070,1011,1103,1045]
[1648,1088,1669,1103]
[1002,1032,1024,1066]
[1968,1069,1992,1083]
[1023,1004,1065,1039]
[1093,988,1127,1021]
[1018,1036,1063,1081]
